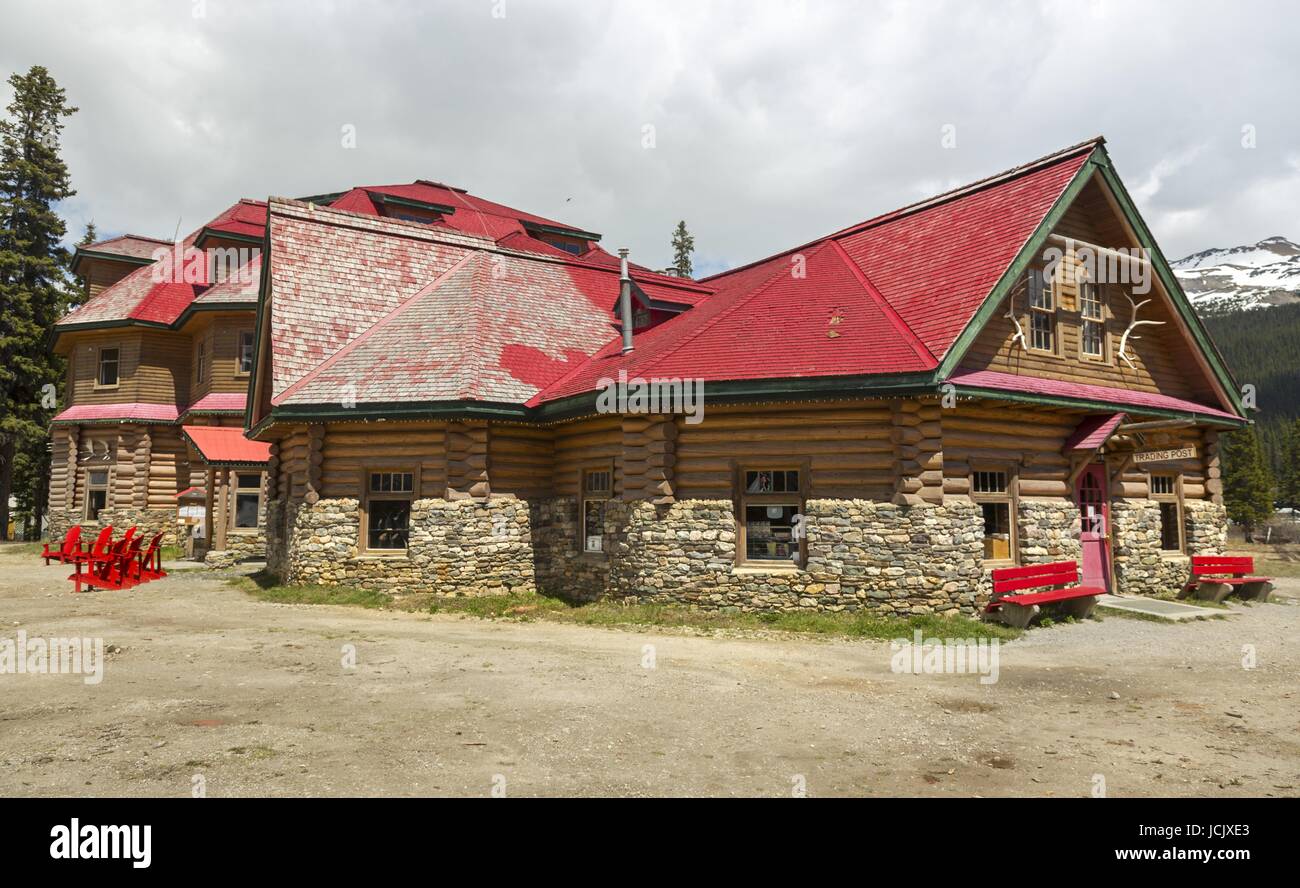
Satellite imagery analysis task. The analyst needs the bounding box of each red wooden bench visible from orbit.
[41,525,81,565]
[1182,556,1273,603]
[985,561,1105,627]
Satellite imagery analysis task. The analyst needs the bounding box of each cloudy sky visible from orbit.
[2,0,1296,276]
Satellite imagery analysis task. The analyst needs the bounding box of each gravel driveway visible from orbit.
[1,544,1296,797]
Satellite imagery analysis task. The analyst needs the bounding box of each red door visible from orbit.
[1076,465,1110,591]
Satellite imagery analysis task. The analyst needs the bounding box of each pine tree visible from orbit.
[670,220,694,277]
[0,66,77,540]
[73,220,96,303]
[1221,425,1275,541]
[1276,418,1300,521]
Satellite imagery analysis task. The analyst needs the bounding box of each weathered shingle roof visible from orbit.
[267,201,627,407]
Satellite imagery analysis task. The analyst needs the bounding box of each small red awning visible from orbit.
[1064,413,1127,451]
[181,425,271,465]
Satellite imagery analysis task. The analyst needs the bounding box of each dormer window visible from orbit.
[543,237,582,256]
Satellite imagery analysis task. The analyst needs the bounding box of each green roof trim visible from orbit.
[370,192,459,216]
[521,220,603,243]
[950,384,1246,428]
[937,145,1244,418]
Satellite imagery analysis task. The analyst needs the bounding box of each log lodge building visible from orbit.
[48,138,1247,614]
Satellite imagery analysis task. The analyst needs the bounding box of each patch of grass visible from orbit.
[1,541,45,556]
[434,594,1022,641]
[228,575,1023,641]
[230,572,392,609]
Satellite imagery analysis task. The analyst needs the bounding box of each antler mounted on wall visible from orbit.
[1005,276,1028,352]
[1117,292,1165,369]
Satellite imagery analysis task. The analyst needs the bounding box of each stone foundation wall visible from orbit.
[605,498,988,615]
[48,507,178,549]
[267,490,1231,611]
[1017,499,1082,565]
[204,530,267,568]
[532,496,610,601]
[1110,499,1190,596]
[1184,500,1227,555]
[283,497,535,596]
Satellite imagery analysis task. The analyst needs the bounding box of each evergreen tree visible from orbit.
[1221,425,1275,541]
[670,220,694,277]
[1276,418,1300,521]
[0,66,77,539]
[73,219,96,303]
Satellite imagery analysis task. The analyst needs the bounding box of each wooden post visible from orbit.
[214,467,229,551]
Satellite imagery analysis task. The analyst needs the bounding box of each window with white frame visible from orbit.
[1080,281,1105,358]
[238,331,255,375]
[1028,267,1056,353]
[581,468,612,553]
[97,347,120,387]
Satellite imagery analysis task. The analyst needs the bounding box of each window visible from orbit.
[84,469,109,521]
[581,468,612,553]
[238,331,255,375]
[739,467,804,566]
[232,472,262,530]
[1028,267,1056,353]
[1150,473,1183,552]
[1080,282,1105,358]
[972,468,1014,562]
[543,237,582,255]
[97,347,120,387]
[364,470,414,550]
[195,337,208,385]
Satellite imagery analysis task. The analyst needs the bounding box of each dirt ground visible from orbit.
[1,543,1297,798]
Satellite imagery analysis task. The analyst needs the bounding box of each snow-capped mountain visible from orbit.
[1172,236,1300,313]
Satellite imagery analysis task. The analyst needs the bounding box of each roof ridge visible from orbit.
[699,138,1103,287]
[826,239,936,367]
[271,250,479,406]
[269,195,713,295]
[463,252,491,400]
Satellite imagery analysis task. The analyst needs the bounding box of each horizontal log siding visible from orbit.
[319,422,449,499]
[673,401,895,500]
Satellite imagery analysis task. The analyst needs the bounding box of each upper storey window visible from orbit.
[1028,268,1055,353]
[1080,281,1106,359]
[238,331,255,375]
[96,347,119,388]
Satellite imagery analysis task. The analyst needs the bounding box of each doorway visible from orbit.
[1075,464,1111,591]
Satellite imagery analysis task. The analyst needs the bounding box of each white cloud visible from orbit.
[1,0,1297,266]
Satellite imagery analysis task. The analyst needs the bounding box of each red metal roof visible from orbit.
[52,403,180,423]
[1064,412,1128,450]
[947,369,1240,420]
[185,392,248,414]
[535,240,937,403]
[181,425,271,464]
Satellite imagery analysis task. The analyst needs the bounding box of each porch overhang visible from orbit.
[181,425,271,467]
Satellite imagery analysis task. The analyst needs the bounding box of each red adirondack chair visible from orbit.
[131,533,167,584]
[41,526,82,565]
[70,526,114,567]
[72,534,143,592]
